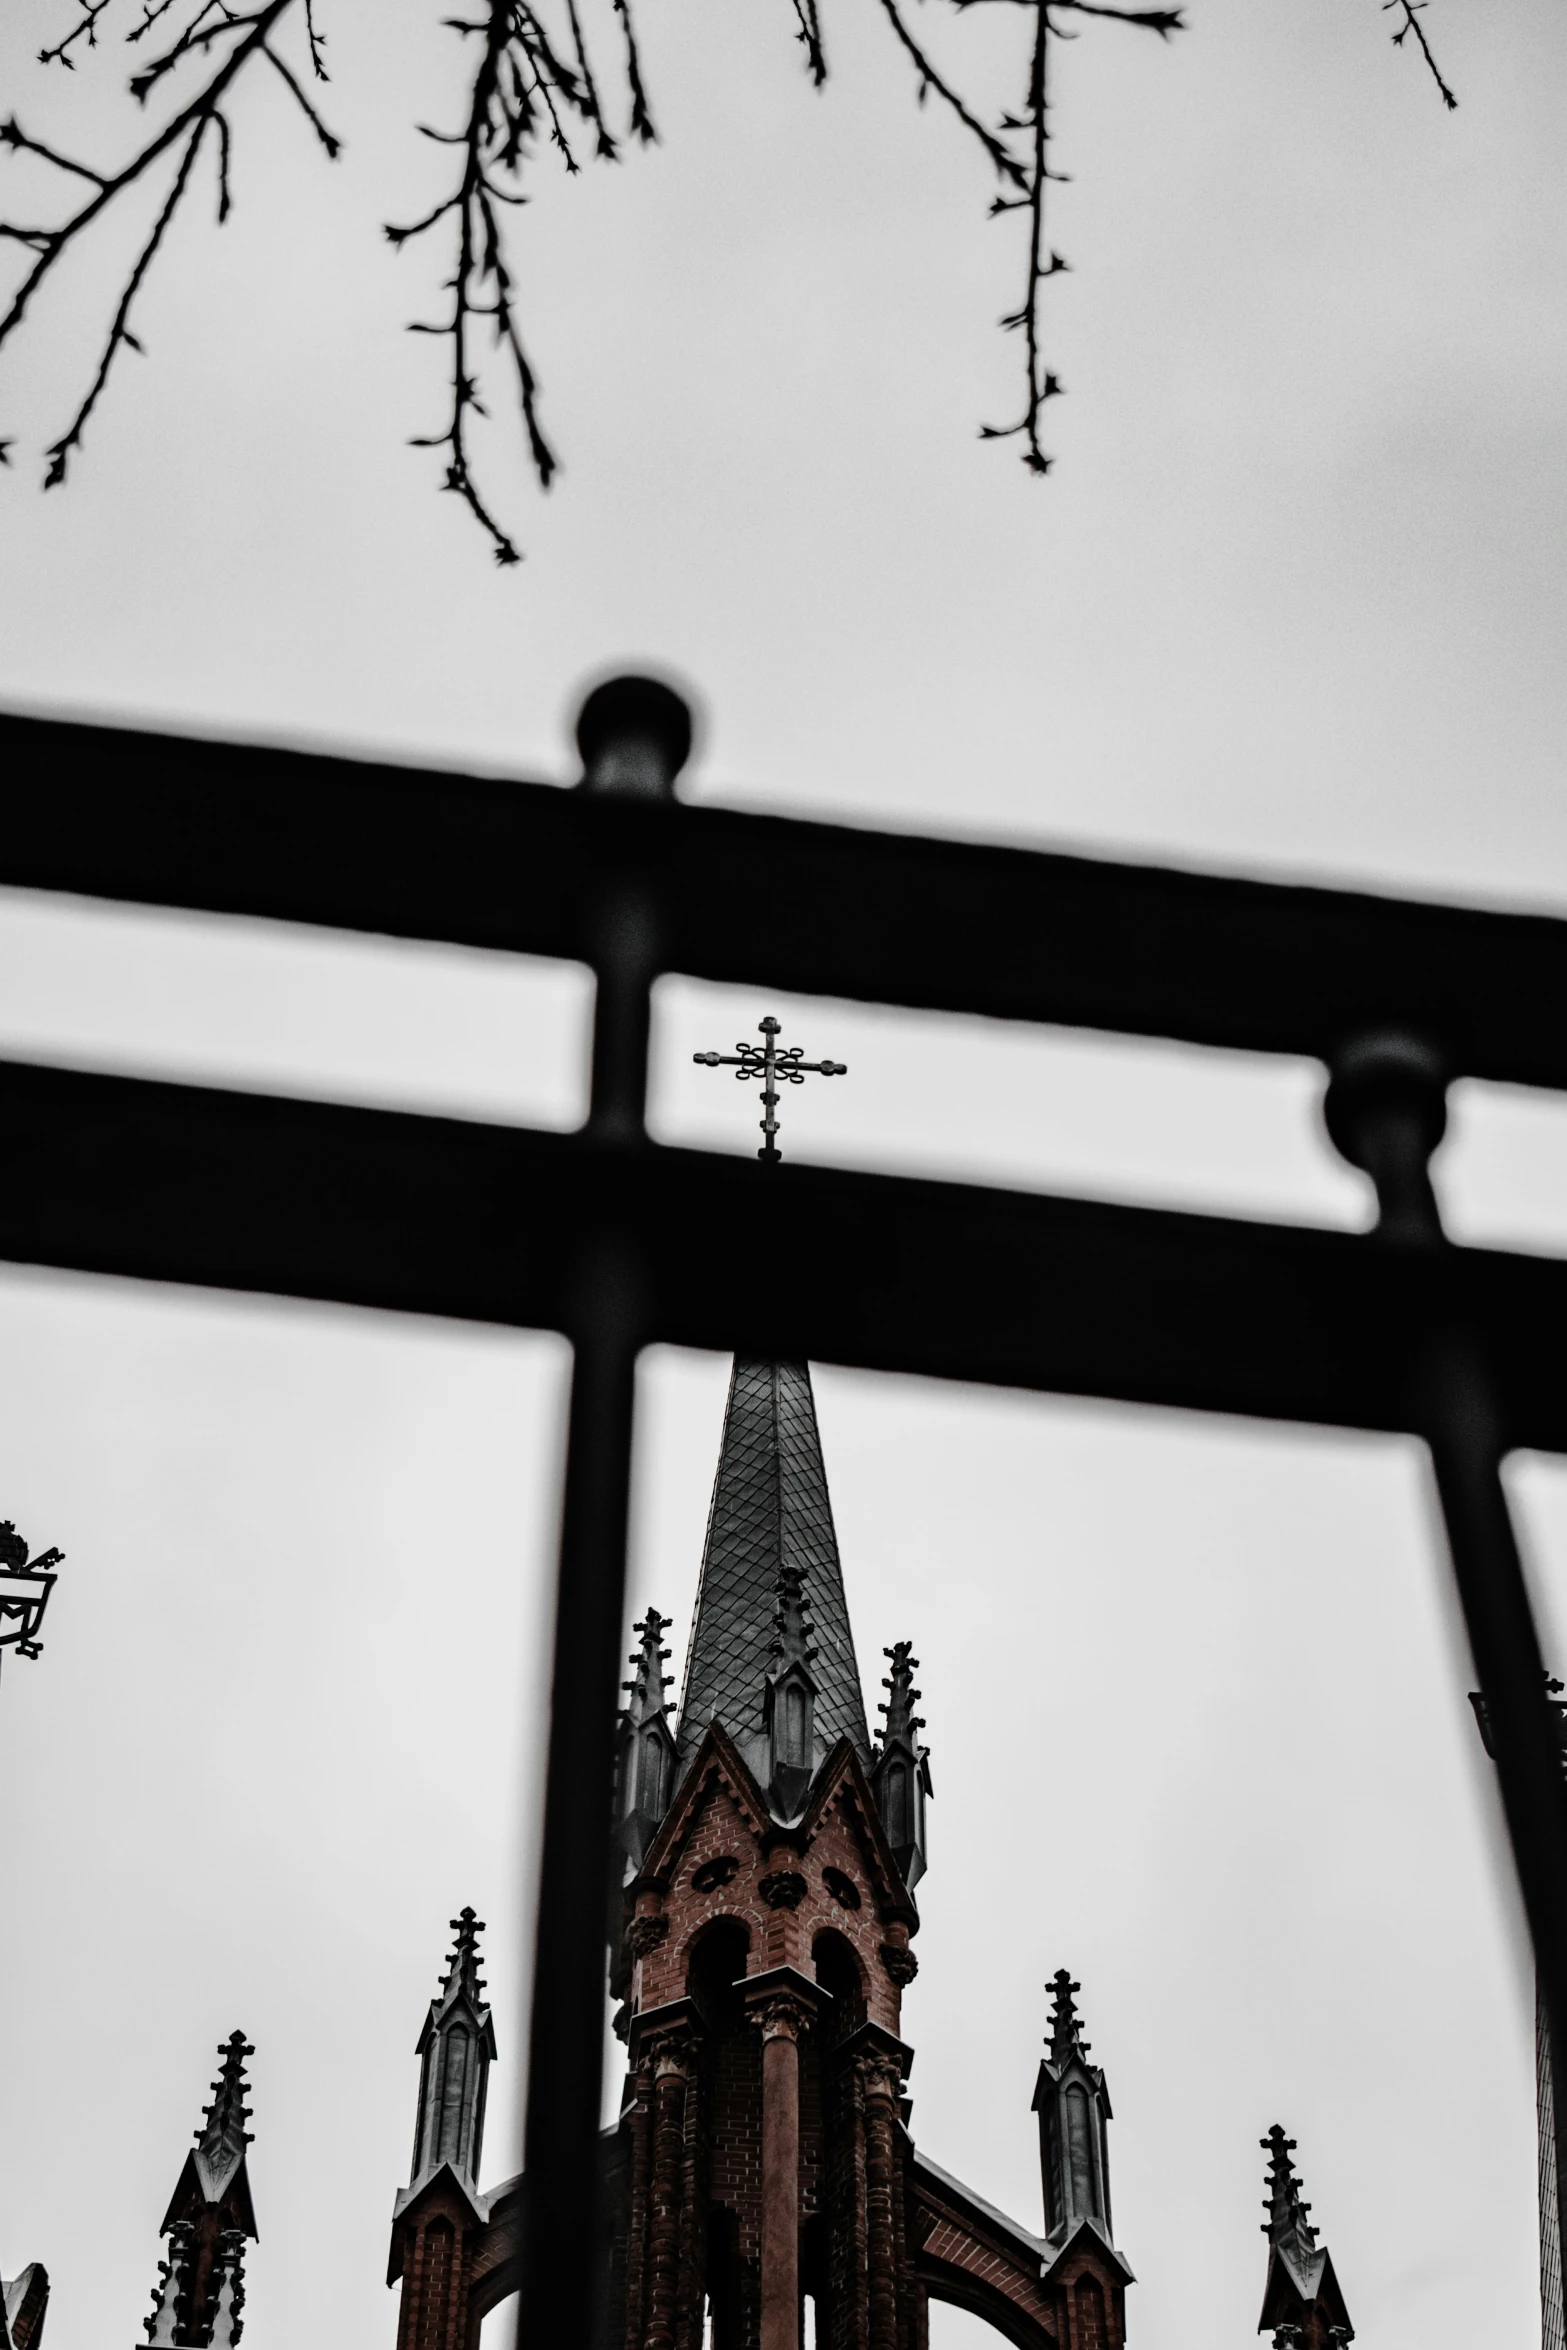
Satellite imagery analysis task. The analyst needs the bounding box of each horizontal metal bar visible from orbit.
[4,1057,1566,1446]
[6,711,1567,1088]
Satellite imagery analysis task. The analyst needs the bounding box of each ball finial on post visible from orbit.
[575,675,693,800]
[1322,1028,1450,1247]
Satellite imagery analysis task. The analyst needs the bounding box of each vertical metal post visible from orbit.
[1325,1034,1567,2070]
[517,678,692,2347]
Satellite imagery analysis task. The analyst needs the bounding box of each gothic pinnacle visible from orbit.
[197,2033,254,2162]
[623,1610,674,1726]
[1047,1971,1089,2064]
[1261,2125,1317,2256]
[877,1643,926,1748]
[438,1908,488,2007]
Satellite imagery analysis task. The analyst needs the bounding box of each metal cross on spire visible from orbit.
[693,1016,847,1164]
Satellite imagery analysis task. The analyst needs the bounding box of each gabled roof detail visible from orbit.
[640,1719,775,1884]
[794,1735,920,1924]
[676,1359,869,1779]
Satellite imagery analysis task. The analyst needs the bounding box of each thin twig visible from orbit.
[390,0,608,562]
[43,114,209,485]
[1384,0,1458,110]
[0,0,343,492]
[38,0,117,70]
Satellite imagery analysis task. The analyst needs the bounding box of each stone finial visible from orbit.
[1046,1971,1088,2066]
[1033,1971,1116,2251]
[623,1609,674,1726]
[1261,2126,1317,2262]
[438,1908,487,2008]
[615,1611,679,1875]
[872,1643,932,1892]
[192,2033,254,2200]
[410,1908,498,2192]
[1256,2126,1355,2343]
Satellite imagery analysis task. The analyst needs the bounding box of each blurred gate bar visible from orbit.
[4,681,1567,2345]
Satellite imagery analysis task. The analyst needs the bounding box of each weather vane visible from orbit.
[693,1016,847,1164]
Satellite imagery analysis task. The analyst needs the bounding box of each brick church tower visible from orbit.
[386,1353,1134,2350]
[609,1355,1134,2350]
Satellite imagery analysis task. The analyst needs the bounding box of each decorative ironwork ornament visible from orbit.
[694,1016,847,1163]
[0,1520,62,1676]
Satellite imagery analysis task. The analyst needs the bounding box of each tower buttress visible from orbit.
[1256,2125,1354,2348]
[140,2032,258,2349]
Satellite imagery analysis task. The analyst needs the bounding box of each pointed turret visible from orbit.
[871,1641,932,1891]
[1034,1973,1123,2264]
[614,1610,678,1873]
[1257,2126,1354,2347]
[141,2032,258,2348]
[675,1358,870,1800]
[388,1911,502,2350]
[407,1908,497,2199]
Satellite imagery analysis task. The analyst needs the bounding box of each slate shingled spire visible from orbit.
[675,1358,870,1786]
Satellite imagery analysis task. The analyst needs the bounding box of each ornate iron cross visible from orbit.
[693,1016,847,1164]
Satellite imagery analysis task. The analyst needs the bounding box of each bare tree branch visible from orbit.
[2,0,1457,566]
[388,1,610,563]
[0,2,337,486]
[1385,0,1458,111]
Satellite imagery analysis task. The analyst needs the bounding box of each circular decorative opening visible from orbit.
[692,1855,740,1894]
[822,1867,862,1911]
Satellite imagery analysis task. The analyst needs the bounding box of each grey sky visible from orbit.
[0,3,1564,2346]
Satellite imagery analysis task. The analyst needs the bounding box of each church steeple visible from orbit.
[141,2031,258,2348]
[675,1356,870,1794]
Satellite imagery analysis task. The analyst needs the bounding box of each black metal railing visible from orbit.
[4,674,1566,2341]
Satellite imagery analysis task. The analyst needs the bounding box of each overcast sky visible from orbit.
[2,4,1566,2347]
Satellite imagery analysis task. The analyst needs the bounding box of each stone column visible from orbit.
[857,2054,903,2350]
[753,1990,812,2350]
[646,2037,698,2350]
[621,2058,657,2350]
